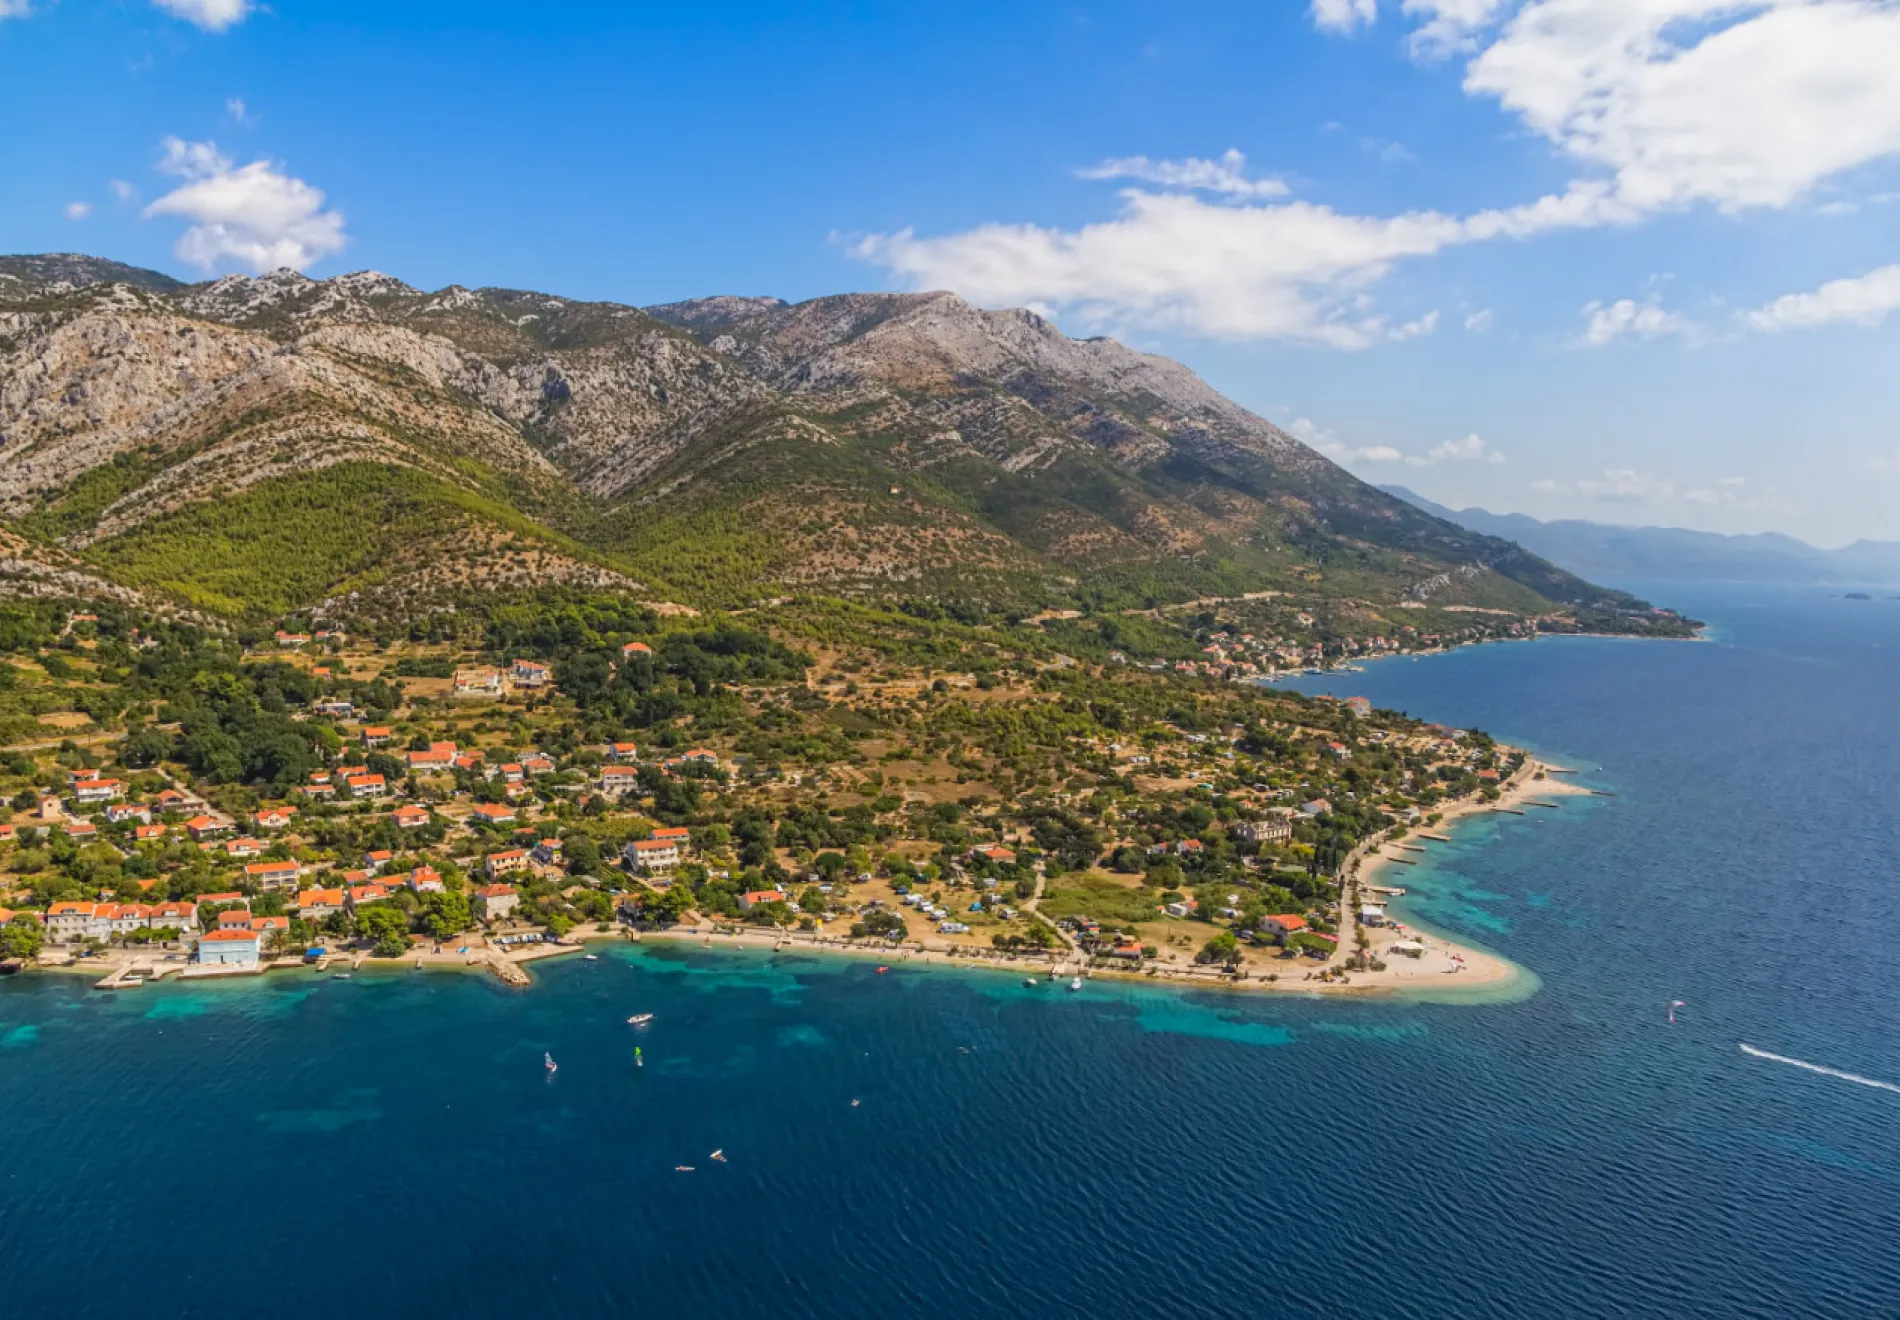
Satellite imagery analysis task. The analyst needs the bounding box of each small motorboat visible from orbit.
[627,1013,654,1026]
[544,1052,558,1074]
[1023,977,1037,987]
[635,1047,644,1068]
[875,966,889,974]
[583,954,599,962]
[675,1165,695,1173]
[710,1150,727,1163]
[850,1098,861,1108]
[332,973,351,980]
[1069,976,1082,991]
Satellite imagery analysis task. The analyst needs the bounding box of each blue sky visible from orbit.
[5,0,1900,544]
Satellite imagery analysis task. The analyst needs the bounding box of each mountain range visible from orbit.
[1381,487,1900,587]
[0,252,1683,633]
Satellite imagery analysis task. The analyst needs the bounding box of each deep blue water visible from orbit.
[5,584,1900,1318]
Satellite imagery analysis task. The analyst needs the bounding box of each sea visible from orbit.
[4,583,1898,1319]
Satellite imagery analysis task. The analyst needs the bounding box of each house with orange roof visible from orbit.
[296,888,345,919]
[253,806,298,830]
[469,803,516,826]
[405,742,457,772]
[403,866,445,894]
[73,778,124,805]
[1262,914,1309,940]
[45,901,101,942]
[361,726,393,748]
[197,928,261,967]
[224,836,266,859]
[105,802,152,825]
[345,773,388,799]
[392,805,431,830]
[363,849,392,873]
[346,883,391,908]
[185,815,232,841]
[622,837,683,874]
[738,889,788,911]
[605,741,639,762]
[134,823,167,842]
[301,777,336,799]
[597,764,641,797]
[244,860,300,890]
[484,848,531,880]
[65,821,99,841]
[619,641,652,659]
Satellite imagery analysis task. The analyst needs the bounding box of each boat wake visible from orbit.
[1739,1044,1900,1095]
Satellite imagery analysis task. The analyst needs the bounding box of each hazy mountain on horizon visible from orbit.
[1380,486,1900,586]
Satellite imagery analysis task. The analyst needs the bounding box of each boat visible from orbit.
[1069,976,1082,991]
[850,1098,861,1108]
[675,1165,694,1172]
[331,972,351,980]
[544,1052,558,1074]
[583,954,599,962]
[875,965,889,974]
[627,1013,654,1025]
[634,1047,644,1068]
[1023,977,1037,987]
[710,1149,726,1163]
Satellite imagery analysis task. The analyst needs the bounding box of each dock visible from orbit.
[1492,806,1526,816]
[1523,800,1560,809]
[1545,767,1577,775]
[1380,855,1418,865]
[1395,843,1426,854]
[1417,832,1453,842]
[93,963,156,991]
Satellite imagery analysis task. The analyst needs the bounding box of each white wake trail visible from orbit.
[1739,1044,1900,1096]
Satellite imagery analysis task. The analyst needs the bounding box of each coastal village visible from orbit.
[0,599,1582,994]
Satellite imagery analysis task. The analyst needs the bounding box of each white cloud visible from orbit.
[1299,418,1503,466]
[0,0,31,19]
[63,201,91,222]
[1077,149,1288,199]
[1745,263,1900,332]
[1579,296,1700,347]
[226,97,253,126]
[1400,0,1513,56]
[1463,307,1494,331]
[109,179,138,203]
[143,137,347,273]
[151,0,252,31]
[1421,432,1505,464]
[1360,136,1417,163]
[1557,468,1677,502]
[856,180,1631,346]
[1461,1,1900,214]
[1312,0,1379,33]
[1686,475,1748,504]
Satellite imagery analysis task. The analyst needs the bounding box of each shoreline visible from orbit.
[5,760,1585,1005]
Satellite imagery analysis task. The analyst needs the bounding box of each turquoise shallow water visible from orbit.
[5,583,1900,1318]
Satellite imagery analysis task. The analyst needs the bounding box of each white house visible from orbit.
[621,838,682,874]
[197,929,262,967]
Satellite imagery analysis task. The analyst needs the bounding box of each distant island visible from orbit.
[1382,486,1900,587]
